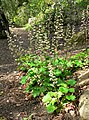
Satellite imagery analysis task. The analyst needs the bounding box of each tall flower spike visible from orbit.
[54,2,65,50]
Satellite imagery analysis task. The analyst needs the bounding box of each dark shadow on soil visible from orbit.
[0,100,41,120]
[0,39,16,74]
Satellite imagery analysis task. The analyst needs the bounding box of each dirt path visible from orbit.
[0,39,16,74]
[0,28,52,120]
[0,71,51,120]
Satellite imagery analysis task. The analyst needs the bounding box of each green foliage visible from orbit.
[17,48,89,113]
[1,0,89,26]
[42,80,76,113]
[13,3,30,26]
[1,0,18,22]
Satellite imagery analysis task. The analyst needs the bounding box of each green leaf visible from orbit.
[67,79,76,86]
[63,70,71,76]
[74,60,82,67]
[32,88,41,97]
[59,83,68,87]
[25,86,30,93]
[51,98,57,105]
[40,86,46,93]
[57,91,63,98]
[66,95,76,101]
[69,88,75,93]
[28,70,35,77]
[59,87,69,94]
[42,94,51,103]
[25,62,35,67]
[67,61,72,67]
[54,69,62,76]
[39,67,46,73]
[48,92,57,97]
[20,67,27,71]
[23,118,28,120]
[46,104,57,113]
[57,78,62,84]
[87,48,89,52]
[53,59,59,65]
[20,75,29,84]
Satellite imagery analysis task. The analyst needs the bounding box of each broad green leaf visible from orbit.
[20,75,29,84]
[87,48,89,52]
[57,91,63,98]
[74,60,82,67]
[48,92,57,97]
[59,83,67,87]
[66,95,76,101]
[69,88,75,93]
[54,69,62,76]
[67,62,72,67]
[32,88,41,98]
[20,67,27,71]
[53,59,59,65]
[67,79,76,86]
[23,118,28,120]
[51,98,57,105]
[25,86,30,93]
[28,70,35,77]
[59,87,68,94]
[57,78,62,84]
[39,86,46,93]
[39,67,46,73]
[64,70,72,76]
[25,62,35,67]
[46,104,57,113]
[42,94,51,103]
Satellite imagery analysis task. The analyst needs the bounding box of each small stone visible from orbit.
[6,100,9,103]
[10,112,13,115]
[16,104,21,106]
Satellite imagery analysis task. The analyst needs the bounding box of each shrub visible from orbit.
[17,48,89,113]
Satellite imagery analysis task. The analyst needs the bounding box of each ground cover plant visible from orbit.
[17,48,89,113]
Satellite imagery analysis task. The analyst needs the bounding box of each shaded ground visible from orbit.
[0,39,16,74]
[0,72,53,120]
[0,28,53,120]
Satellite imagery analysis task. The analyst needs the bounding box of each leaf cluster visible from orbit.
[17,48,89,113]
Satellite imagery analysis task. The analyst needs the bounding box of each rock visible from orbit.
[79,90,89,120]
[76,68,89,120]
[78,78,89,87]
[78,69,89,81]
[76,68,89,87]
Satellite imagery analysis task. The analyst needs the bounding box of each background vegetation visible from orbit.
[0,0,89,26]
